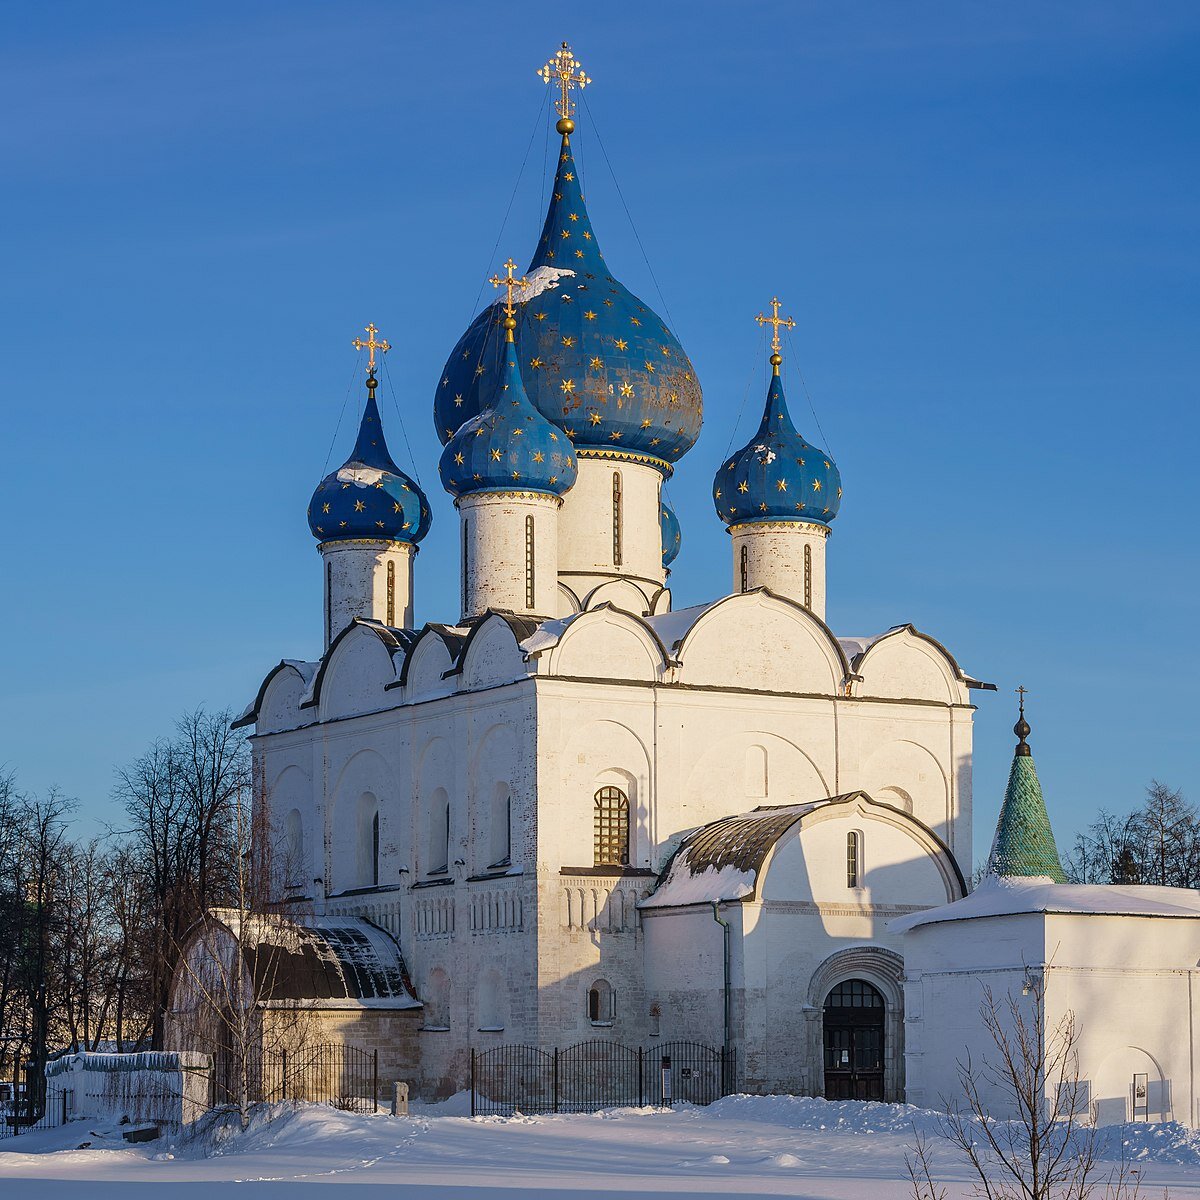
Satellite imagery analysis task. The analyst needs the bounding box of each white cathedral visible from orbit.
[224,45,998,1104]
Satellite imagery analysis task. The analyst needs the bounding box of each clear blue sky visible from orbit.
[2,2,1197,866]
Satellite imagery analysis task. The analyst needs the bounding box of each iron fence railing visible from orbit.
[470,1039,734,1116]
[210,1043,379,1113]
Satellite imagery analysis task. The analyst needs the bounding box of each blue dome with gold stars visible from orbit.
[661,501,681,567]
[435,131,702,471]
[439,334,578,500]
[308,375,431,544]
[714,370,841,527]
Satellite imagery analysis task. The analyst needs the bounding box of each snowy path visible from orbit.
[3,1096,1200,1198]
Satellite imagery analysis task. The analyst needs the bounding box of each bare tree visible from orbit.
[923,977,1148,1200]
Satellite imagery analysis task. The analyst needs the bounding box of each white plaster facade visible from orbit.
[894,876,1200,1127]
[239,548,986,1097]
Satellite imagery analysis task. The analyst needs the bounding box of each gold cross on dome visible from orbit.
[351,323,390,372]
[489,257,529,319]
[755,297,796,357]
[538,41,591,121]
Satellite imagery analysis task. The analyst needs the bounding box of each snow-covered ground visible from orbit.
[4,1095,1200,1198]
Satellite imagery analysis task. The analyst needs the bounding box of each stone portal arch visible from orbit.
[806,946,905,1102]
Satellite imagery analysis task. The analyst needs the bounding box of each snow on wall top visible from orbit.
[890,872,1200,934]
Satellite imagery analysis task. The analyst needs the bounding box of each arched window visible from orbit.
[325,560,333,645]
[386,558,396,626]
[461,518,469,617]
[847,830,861,889]
[284,808,304,887]
[490,783,512,868]
[739,543,748,593]
[525,515,536,609]
[356,794,379,888]
[587,978,616,1025]
[428,788,450,875]
[804,543,812,610]
[612,472,623,566]
[594,786,630,867]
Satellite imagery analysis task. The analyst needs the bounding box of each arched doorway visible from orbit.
[823,979,885,1100]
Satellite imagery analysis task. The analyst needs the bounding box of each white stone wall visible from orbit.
[319,540,414,647]
[458,491,560,620]
[556,457,664,610]
[901,911,1200,1126]
[729,522,829,620]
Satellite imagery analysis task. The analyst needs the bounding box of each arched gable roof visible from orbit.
[673,588,851,690]
[300,619,412,713]
[541,603,671,680]
[233,659,319,731]
[445,610,541,681]
[641,791,966,909]
[844,624,993,693]
[388,623,468,690]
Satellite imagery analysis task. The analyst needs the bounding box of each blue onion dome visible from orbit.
[308,373,431,544]
[439,329,578,500]
[434,130,702,471]
[661,501,681,567]
[714,362,842,527]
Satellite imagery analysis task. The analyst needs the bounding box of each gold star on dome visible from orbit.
[562,335,575,347]
[619,382,634,397]
[569,212,579,221]
[454,452,464,465]
[535,311,548,321]
[322,503,330,513]
[641,418,652,428]
[645,361,656,373]
[354,499,365,512]
[630,317,641,326]
[560,294,573,303]
[589,356,603,369]
[837,486,843,498]
[561,378,576,393]
[533,450,545,463]
[530,357,544,370]
[610,430,622,441]
[564,171,574,181]
[475,364,485,376]
[376,519,385,528]
[391,502,401,513]
[812,479,822,492]
[560,229,571,239]
[549,431,558,441]
[614,337,628,351]
[512,471,521,480]
[474,426,487,437]
[454,393,463,406]
[759,502,768,512]
[583,231,592,241]
[715,488,722,499]
[490,449,502,462]
[565,428,576,438]
[512,427,524,436]
[738,482,749,494]
[584,310,597,320]
[441,376,449,387]
[776,480,788,492]
[589,412,602,425]
[575,249,584,258]
[650,437,661,446]
[661,346,672,357]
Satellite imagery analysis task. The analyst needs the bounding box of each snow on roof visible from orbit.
[643,601,721,655]
[519,612,582,656]
[890,873,1200,934]
[641,802,829,910]
[837,633,887,663]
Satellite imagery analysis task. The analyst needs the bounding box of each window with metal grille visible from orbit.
[612,472,623,566]
[740,543,748,592]
[387,559,396,626]
[325,560,332,645]
[587,978,616,1024]
[525,515,535,609]
[825,978,883,1010]
[593,786,630,867]
[461,518,469,617]
[804,543,812,610]
[847,830,861,888]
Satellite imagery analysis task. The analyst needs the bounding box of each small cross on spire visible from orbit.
[490,257,529,342]
[1014,685,1032,756]
[352,323,391,374]
[538,41,591,130]
[755,297,797,375]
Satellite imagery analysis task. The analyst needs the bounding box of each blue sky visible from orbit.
[2,2,1197,865]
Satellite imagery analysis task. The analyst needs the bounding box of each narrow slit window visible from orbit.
[847,830,860,888]
[804,543,812,610]
[325,560,333,644]
[740,543,748,593]
[372,811,380,887]
[461,517,469,617]
[612,472,623,566]
[386,559,396,626]
[594,786,630,867]
[525,515,535,609]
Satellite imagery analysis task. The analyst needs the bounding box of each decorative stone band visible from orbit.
[452,490,564,508]
[315,538,420,553]
[574,446,674,476]
[726,520,831,537]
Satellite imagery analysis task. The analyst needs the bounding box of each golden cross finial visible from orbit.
[1016,684,1029,712]
[490,257,529,343]
[755,297,796,375]
[538,41,591,127]
[351,323,390,373]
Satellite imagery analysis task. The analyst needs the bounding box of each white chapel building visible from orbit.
[221,47,1000,1102]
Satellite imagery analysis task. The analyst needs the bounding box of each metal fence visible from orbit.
[470,1039,734,1116]
[0,1082,70,1140]
[210,1043,379,1113]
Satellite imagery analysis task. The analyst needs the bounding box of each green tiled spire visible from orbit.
[986,691,1067,882]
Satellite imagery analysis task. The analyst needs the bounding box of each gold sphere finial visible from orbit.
[770,352,782,368]
[538,40,591,125]
[556,117,575,136]
[503,315,517,332]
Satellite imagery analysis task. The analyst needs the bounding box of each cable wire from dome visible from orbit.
[722,323,770,459]
[782,324,835,461]
[379,353,424,489]
[320,353,367,476]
